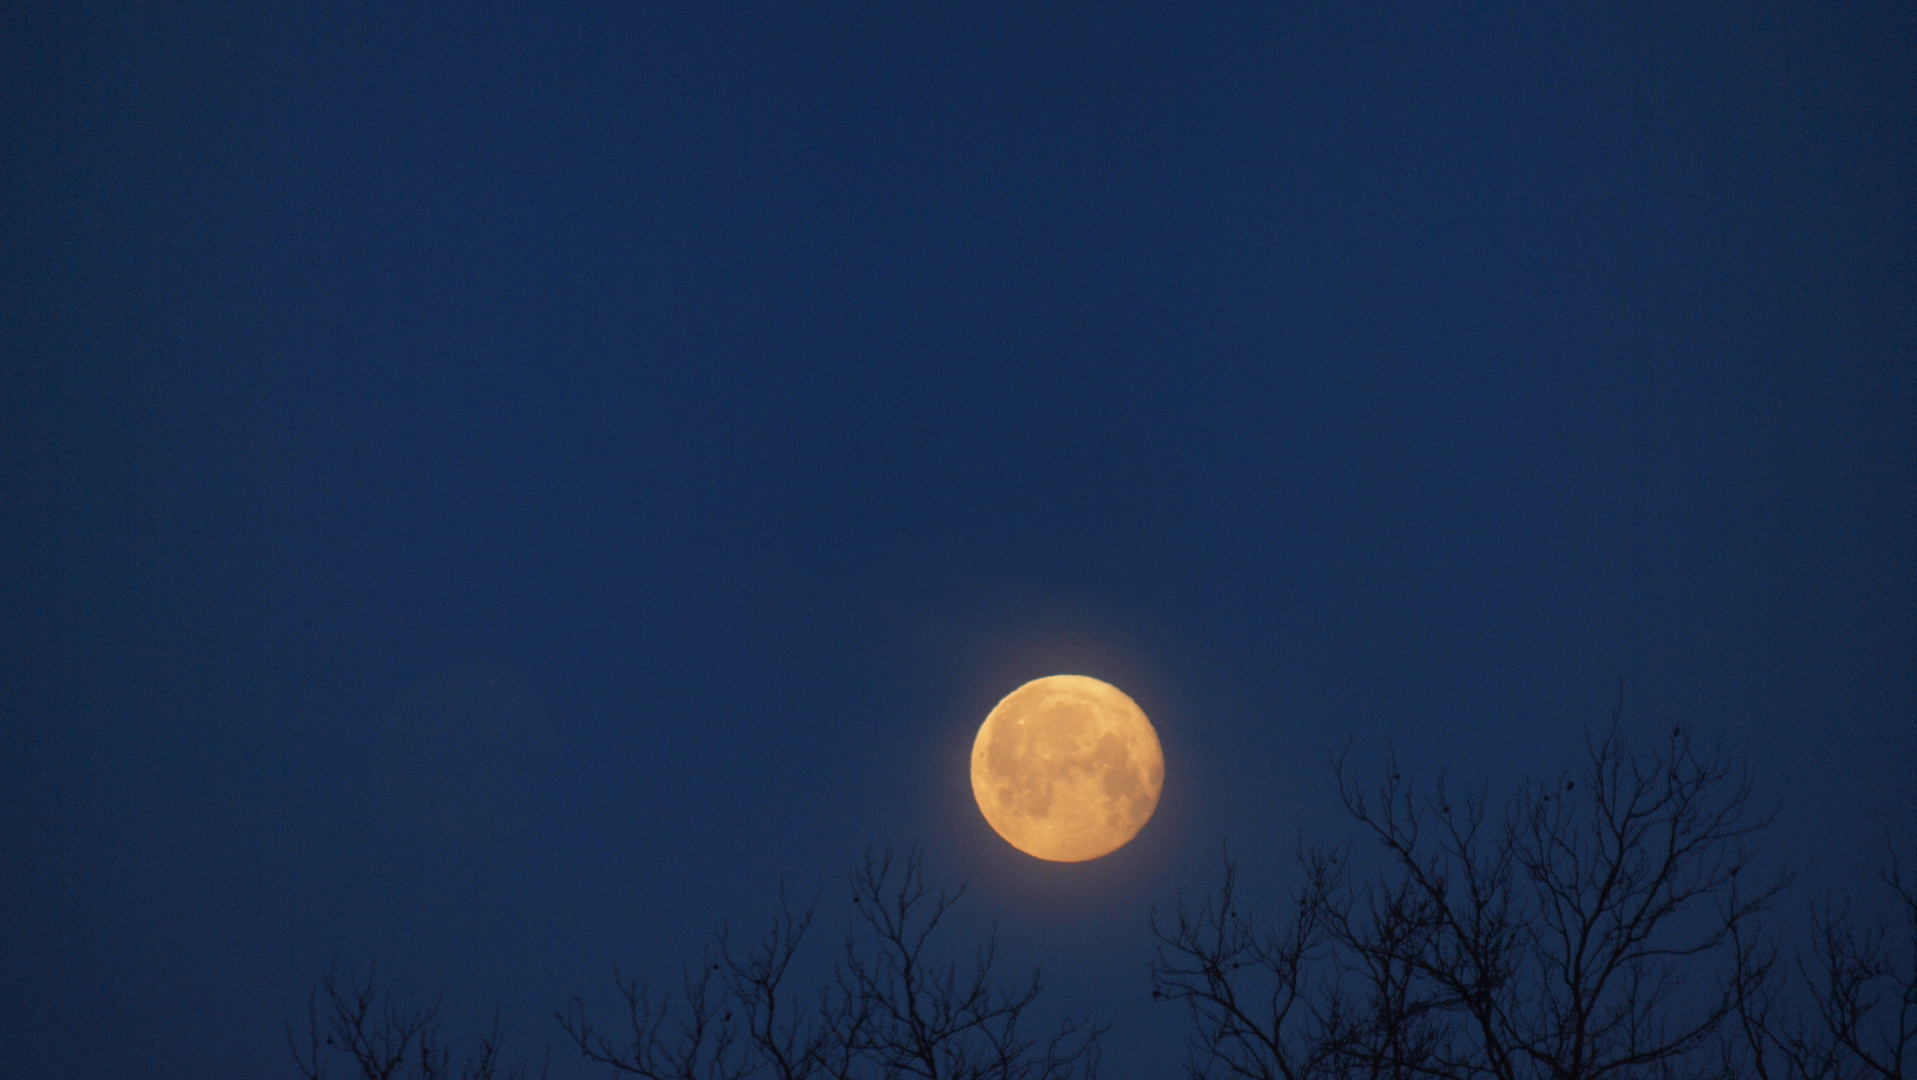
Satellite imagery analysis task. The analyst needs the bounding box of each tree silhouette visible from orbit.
[291,727,1910,1080]
[560,846,1103,1080]
[289,960,545,1080]
[1151,719,1791,1080]
[1726,852,1917,1080]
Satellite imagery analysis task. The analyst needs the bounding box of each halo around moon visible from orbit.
[970,674,1164,862]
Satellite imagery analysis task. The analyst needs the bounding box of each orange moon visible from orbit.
[969,675,1164,862]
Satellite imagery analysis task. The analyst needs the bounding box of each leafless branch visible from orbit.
[292,960,543,1080]
[1157,719,1790,1080]
[561,952,749,1080]
[841,846,1103,1080]
[563,846,1100,1080]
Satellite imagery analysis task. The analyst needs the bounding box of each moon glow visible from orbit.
[970,675,1164,862]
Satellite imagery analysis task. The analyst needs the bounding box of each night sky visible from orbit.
[4,4,1913,1077]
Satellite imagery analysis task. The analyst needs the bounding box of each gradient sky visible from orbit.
[4,4,1913,1077]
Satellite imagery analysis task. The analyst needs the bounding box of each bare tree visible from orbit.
[1727,852,1917,1080]
[1149,845,1357,1080]
[559,949,755,1080]
[558,888,858,1080]
[721,887,865,1080]
[1153,712,1788,1080]
[838,846,1103,1080]
[563,847,1103,1080]
[290,960,544,1080]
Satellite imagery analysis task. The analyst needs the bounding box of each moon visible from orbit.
[970,675,1164,862]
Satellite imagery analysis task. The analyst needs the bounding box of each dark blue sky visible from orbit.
[3,3,1912,1076]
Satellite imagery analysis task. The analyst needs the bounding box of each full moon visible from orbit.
[970,675,1164,862]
